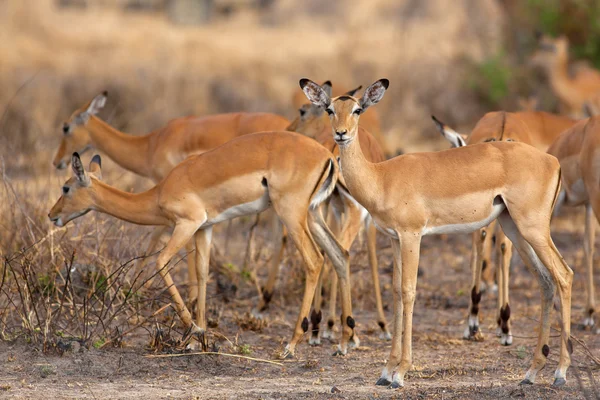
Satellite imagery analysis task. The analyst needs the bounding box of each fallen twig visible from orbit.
[144,351,283,366]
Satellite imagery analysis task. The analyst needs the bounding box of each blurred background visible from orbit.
[3,0,600,176]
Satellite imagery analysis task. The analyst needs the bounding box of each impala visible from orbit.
[531,33,600,118]
[433,110,577,345]
[54,92,290,305]
[301,78,573,388]
[49,130,359,357]
[289,81,390,157]
[547,116,600,329]
[288,82,391,342]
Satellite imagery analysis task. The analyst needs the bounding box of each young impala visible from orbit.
[433,110,577,345]
[288,82,391,342]
[547,116,600,329]
[301,78,573,388]
[54,92,290,306]
[48,130,359,357]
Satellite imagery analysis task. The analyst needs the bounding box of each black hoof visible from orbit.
[332,349,346,356]
[390,381,403,389]
[375,378,391,386]
[552,377,566,387]
[519,379,533,385]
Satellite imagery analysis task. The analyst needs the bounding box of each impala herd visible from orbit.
[45,34,600,389]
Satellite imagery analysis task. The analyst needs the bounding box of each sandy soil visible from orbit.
[1,209,599,400]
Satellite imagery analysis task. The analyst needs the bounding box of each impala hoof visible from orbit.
[308,336,321,346]
[552,377,566,387]
[389,381,403,389]
[279,346,295,360]
[332,347,347,356]
[519,378,534,385]
[379,331,392,341]
[375,377,391,386]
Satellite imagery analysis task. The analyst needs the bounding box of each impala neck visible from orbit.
[92,181,168,226]
[337,129,380,209]
[547,54,577,104]
[87,117,151,178]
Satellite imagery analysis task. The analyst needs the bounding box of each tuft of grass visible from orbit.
[39,365,55,378]
[238,344,252,355]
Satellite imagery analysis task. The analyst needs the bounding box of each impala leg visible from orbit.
[497,211,567,385]
[253,217,286,317]
[307,209,354,355]
[334,200,364,349]
[155,222,200,330]
[464,228,485,341]
[309,258,326,345]
[583,204,596,328]
[278,217,324,358]
[366,217,390,340]
[495,228,513,345]
[140,226,169,289]
[185,241,198,309]
[323,207,341,340]
[193,227,213,332]
[379,232,421,389]
[377,238,403,387]
[481,220,496,293]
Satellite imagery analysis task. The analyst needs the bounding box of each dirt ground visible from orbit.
[1,207,599,400]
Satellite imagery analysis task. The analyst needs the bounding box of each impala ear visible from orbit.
[321,81,333,98]
[345,85,362,97]
[359,79,388,110]
[431,115,467,148]
[87,91,107,115]
[89,154,103,180]
[300,78,331,109]
[72,152,91,186]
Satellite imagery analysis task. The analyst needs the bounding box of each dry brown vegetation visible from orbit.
[1,1,599,399]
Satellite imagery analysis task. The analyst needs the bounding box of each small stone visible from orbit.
[331,385,341,393]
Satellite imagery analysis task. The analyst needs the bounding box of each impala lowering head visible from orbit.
[530,33,569,69]
[53,92,107,170]
[48,153,103,227]
[299,78,388,146]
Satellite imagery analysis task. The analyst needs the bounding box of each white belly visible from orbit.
[421,201,505,236]
[204,190,271,227]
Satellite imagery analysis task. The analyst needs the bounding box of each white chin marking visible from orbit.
[54,219,64,227]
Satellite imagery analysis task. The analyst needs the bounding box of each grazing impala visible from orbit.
[433,111,577,345]
[301,78,573,388]
[54,92,290,305]
[547,116,600,329]
[48,130,359,357]
[531,33,600,118]
[288,81,391,342]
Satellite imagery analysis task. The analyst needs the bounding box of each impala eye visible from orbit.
[483,138,496,143]
[353,108,363,115]
[63,124,70,134]
[506,138,515,142]
[62,186,70,195]
[325,109,334,116]
[299,108,306,117]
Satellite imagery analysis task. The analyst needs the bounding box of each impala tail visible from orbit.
[310,158,338,209]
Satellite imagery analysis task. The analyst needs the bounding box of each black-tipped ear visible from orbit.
[91,154,101,168]
[89,154,102,180]
[431,115,444,131]
[345,85,362,97]
[87,92,107,116]
[359,79,389,111]
[299,78,331,109]
[72,152,90,186]
[321,81,333,97]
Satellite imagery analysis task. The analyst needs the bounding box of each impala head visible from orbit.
[299,78,388,145]
[48,153,103,227]
[517,95,539,112]
[53,92,107,170]
[530,32,569,69]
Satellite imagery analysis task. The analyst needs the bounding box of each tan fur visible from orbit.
[302,78,573,388]
[531,35,600,118]
[49,131,356,357]
[53,93,290,304]
[290,97,390,341]
[437,110,578,345]
[548,117,600,326]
